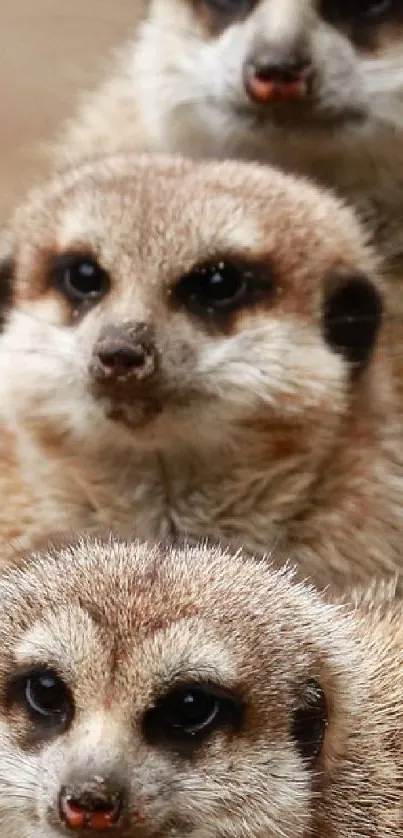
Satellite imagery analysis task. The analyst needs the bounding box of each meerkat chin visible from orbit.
[55,0,403,308]
[0,534,401,838]
[0,152,401,586]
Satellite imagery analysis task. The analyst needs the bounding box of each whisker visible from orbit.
[0,791,36,801]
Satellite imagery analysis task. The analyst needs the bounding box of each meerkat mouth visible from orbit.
[101,398,164,431]
[233,97,368,132]
[92,376,211,434]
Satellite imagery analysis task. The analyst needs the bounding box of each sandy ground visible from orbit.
[0,0,147,220]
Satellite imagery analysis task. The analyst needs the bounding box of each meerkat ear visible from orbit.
[0,250,14,330]
[292,678,327,766]
[323,268,383,368]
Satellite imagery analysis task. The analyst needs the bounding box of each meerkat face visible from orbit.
[0,537,337,838]
[136,0,403,153]
[0,155,382,450]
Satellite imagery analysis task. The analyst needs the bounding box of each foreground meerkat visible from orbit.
[0,153,401,585]
[0,535,401,837]
[56,0,403,306]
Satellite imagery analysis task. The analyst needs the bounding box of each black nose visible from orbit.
[59,778,124,831]
[97,344,155,379]
[243,52,312,103]
[93,322,156,382]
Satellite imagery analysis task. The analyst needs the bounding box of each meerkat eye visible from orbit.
[173,258,273,319]
[166,687,220,732]
[363,0,393,17]
[144,683,242,749]
[292,679,327,765]
[7,667,74,732]
[50,252,110,305]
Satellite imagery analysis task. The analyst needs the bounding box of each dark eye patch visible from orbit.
[194,0,257,32]
[200,0,256,16]
[49,251,110,313]
[5,665,74,747]
[172,256,275,324]
[319,0,395,26]
[143,681,243,755]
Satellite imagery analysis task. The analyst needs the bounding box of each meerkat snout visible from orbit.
[91,322,157,384]
[59,776,125,831]
[242,43,313,104]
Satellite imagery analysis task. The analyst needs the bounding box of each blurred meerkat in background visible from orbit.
[56,0,403,308]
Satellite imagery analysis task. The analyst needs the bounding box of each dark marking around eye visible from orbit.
[192,0,257,35]
[173,257,274,322]
[202,0,256,13]
[5,665,74,746]
[49,251,110,312]
[143,681,243,755]
[320,0,395,26]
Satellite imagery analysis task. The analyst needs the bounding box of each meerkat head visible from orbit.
[0,535,355,838]
[0,154,382,453]
[135,0,403,155]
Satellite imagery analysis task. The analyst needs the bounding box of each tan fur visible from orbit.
[54,0,403,310]
[0,153,401,585]
[0,535,402,837]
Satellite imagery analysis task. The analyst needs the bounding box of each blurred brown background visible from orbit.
[0,0,145,220]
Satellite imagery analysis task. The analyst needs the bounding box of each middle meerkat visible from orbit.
[0,153,401,584]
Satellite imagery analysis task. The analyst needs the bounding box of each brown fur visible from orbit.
[0,535,402,836]
[0,153,401,586]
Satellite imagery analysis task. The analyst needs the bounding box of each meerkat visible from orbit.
[56,0,403,308]
[0,534,402,837]
[0,152,401,586]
